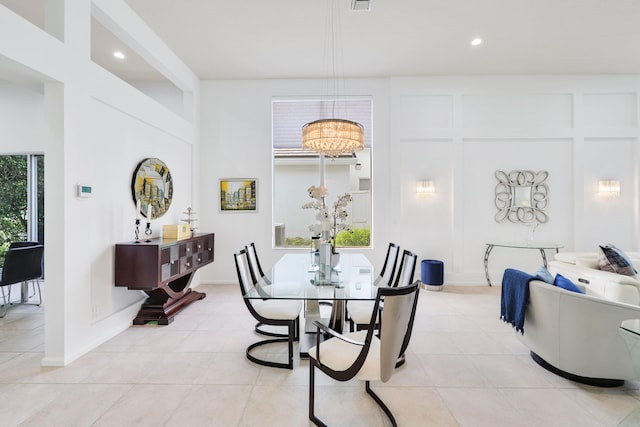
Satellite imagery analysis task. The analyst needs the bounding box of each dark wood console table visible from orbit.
[115,233,215,325]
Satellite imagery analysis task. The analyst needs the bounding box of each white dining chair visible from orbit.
[347,247,415,332]
[308,280,421,427]
[234,249,302,369]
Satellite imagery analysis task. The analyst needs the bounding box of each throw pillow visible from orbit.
[554,274,585,294]
[598,244,638,278]
[534,266,554,284]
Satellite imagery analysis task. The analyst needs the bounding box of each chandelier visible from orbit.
[301,0,365,157]
[302,118,364,157]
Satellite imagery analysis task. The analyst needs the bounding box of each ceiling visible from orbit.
[2,0,640,83]
[123,0,640,80]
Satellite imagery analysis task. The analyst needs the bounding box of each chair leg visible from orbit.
[365,381,397,427]
[288,319,294,368]
[246,319,297,370]
[255,321,288,338]
[0,287,7,318]
[29,279,42,306]
[34,279,42,306]
[246,337,292,370]
[309,360,327,427]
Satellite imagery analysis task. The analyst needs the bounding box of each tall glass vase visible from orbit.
[318,242,333,284]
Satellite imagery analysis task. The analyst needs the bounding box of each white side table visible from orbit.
[483,242,563,286]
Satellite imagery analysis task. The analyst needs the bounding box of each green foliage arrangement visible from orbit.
[285,236,313,248]
[0,156,28,242]
[335,227,371,247]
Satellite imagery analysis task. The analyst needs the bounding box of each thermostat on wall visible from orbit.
[76,184,93,198]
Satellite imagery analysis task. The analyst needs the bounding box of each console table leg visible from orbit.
[484,245,494,286]
[540,249,549,268]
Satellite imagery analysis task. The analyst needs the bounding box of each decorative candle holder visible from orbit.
[134,219,141,243]
[145,221,152,242]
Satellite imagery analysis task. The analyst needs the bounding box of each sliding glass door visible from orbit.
[0,154,44,262]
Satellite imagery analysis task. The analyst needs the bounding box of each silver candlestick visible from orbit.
[134,219,141,243]
[145,221,152,242]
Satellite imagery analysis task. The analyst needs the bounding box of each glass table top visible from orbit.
[244,252,378,301]
[486,242,563,250]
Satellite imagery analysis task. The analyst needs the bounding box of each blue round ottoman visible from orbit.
[421,259,444,291]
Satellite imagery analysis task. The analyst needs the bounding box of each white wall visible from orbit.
[0,0,200,365]
[201,75,640,286]
[0,81,45,153]
[199,79,391,283]
[391,76,640,285]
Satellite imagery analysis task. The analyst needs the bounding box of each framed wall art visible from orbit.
[131,157,173,219]
[219,178,257,212]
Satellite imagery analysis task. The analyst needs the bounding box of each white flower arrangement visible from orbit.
[302,185,351,248]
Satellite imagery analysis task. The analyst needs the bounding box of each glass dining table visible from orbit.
[244,252,378,356]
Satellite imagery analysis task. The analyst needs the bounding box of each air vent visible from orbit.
[350,0,373,12]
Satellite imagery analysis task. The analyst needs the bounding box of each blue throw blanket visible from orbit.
[500,268,536,333]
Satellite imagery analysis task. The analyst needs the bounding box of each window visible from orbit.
[0,154,44,262]
[272,98,372,249]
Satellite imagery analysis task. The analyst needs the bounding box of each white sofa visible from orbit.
[548,252,640,305]
[517,279,640,386]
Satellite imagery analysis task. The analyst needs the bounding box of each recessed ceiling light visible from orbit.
[113,51,126,59]
[470,38,483,46]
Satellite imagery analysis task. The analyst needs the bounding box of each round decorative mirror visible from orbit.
[131,158,173,219]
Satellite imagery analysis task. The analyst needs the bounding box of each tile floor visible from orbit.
[1,283,640,426]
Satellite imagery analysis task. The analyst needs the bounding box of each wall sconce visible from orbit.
[598,180,620,196]
[417,180,435,196]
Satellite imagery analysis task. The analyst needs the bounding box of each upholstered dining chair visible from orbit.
[245,242,296,340]
[8,241,43,304]
[392,249,418,288]
[0,244,44,317]
[308,280,421,427]
[234,249,302,369]
[245,242,269,285]
[373,242,400,287]
[389,249,418,367]
[347,246,414,332]
[346,242,400,332]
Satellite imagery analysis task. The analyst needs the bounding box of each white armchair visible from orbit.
[549,252,640,305]
[517,279,640,386]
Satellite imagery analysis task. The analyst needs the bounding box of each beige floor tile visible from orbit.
[275,384,385,427]
[379,386,459,426]
[195,352,262,385]
[19,384,134,427]
[505,388,606,427]
[165,384,252,426]
[0,383,64,426]
[141,351,215,384]
[0,283,638,426]
[438,387,535,427]
[418,354,489,387]
[92,384,192,426]
[561,386,640,425]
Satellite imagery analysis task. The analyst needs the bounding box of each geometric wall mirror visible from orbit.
[494,169,549,224]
